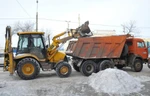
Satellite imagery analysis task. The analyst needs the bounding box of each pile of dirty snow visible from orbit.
[135,76,150,82]
[0,81,6,88]
[88,68,144,94]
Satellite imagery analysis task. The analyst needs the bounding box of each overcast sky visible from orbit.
[0,0,150,47]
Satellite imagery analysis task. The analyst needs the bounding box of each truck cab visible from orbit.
[126,38,148,61]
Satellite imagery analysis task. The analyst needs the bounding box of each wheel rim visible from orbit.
[60,66,69,75]
[86,64,94,73]
[22,63,35,76]
[135,62,141,70]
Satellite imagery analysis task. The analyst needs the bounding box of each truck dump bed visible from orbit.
[66,35,128,59]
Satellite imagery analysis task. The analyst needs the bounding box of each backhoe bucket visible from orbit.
[76,21,92,37]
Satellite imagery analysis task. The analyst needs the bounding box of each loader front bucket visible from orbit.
[76,21,92,37]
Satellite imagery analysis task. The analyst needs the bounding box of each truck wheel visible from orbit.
[147,59,150,68]
[56,62,72,78]
[17,58,40,80]
[148,63,150,69]
[116,65,124,69]
[132,59,143,72]
[79,60,96,76]
[73,63,80,72]
[99,60,113,70]
[95,61,102,73]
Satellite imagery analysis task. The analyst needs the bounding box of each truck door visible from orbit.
[136,41,148,59]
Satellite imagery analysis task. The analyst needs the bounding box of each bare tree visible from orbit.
[40,28,52,42]
[121,21,140,37]
[12,21,35,35]
[12,21,53,43]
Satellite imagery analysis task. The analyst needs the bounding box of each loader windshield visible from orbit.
[17,35,28,53]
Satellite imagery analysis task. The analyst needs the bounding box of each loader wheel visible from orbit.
[99,60,113,70]
[79,60,96,76]
[73,63,80,72]
[17,58,40,80]
[132,59,143,72]
[56,62,72,78]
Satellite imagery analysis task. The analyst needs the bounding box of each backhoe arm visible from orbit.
[4,26,15,75]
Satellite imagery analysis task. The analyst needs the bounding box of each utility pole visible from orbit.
[78,14,80,27]
[65,21,70,32]
[36,0,38,32]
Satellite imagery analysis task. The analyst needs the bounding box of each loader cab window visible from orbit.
[31,35,44,49]
[17,35,29,53]
[17,34,46,59]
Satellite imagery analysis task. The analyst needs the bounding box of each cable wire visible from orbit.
[0,17,150,29]
[15,0,31,17]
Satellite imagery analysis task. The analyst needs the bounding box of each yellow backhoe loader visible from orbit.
[4,21,91,80]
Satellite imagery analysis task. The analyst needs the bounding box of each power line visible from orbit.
[0,17,66,22]
[15,0,31,17]
[90,23,120,27]
[0,17,150,29]
[139,27,150,29]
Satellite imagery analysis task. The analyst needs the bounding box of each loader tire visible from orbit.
[79,60,96,76]
[73,63,80,72]
[17,58,40,80]
[99,60,113,70]
[56,62,72,78]
[132,59,143,72]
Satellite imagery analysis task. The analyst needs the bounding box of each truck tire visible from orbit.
[148,63,150,69]
[56,62,72,78]
[99,60,113,70]
[17,58,40,80]
[79,60,96,76]
[147,59,150,68]
[132,59,143,72]
[73,63,80,72]
[95,61,102,73]
[116,65,124,69]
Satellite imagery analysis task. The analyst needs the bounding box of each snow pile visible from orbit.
[88,68,144,94]
[0,81,6,88]
[135,76,150,82]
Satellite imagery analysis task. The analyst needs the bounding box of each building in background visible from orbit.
[142,38,150,56]
[93,30,116,36]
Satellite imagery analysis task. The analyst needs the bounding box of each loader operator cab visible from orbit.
[16,32,46,59]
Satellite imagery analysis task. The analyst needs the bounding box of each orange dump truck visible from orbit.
[66,34,149,76]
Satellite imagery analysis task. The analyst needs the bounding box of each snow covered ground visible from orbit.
[1,64,150,96]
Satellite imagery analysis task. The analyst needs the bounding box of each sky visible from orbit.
[0,0,150,48]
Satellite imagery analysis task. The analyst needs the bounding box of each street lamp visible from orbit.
[36,0,38,32]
